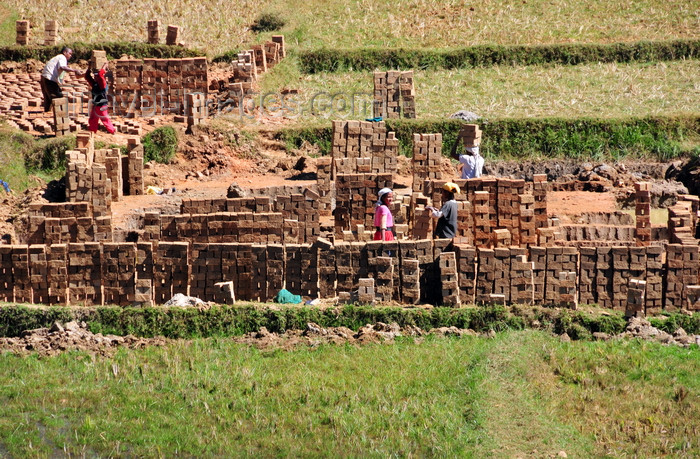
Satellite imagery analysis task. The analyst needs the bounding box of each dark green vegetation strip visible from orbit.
[0,331,697,456]
[299,39,700,73]
[279,115,700,160]
[1,303,697,339]
[0,42,204,62]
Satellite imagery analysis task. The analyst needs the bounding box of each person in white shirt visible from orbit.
[450,141,484,179]
[40,47,83,112]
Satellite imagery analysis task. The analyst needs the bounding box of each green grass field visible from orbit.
[0,331,697,457]
[6,0,699,55]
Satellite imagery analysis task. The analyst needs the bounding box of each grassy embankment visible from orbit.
[0,331,697,457]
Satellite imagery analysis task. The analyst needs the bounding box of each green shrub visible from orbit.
[142,126,178,164]
[251,13,285,33]
[299,39,700,73]
[278,115,700,161]
[0,42,204,62]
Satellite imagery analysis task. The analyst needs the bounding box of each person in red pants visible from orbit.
[85,62,115,134]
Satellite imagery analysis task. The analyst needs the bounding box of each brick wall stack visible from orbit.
[458,124,481,148]
[510,248,534,305]
[533,174,549,229]
[276,191,320,243]
[16,20,29,45]
[368,256,394,303]
[141,59,160,116]
[47,244,68,304]
[665,244,699,311]
[147,20,160,44]
[645,245,664,314]
[518,194,537,246]
[44,20,59,46]
[635,182,652,246]
[334,173,392,236]
[67,242,102,305]
[167,58,184,114]
[472,191,491,247]
[315,239,336,298]
[127,143,144,195]
[90,50,108,72]
[331,121,398,177]
[272,35,285,58]
[544,247,578,306]
[154,242,189,304]
[411,133,442,193]
[181,197,269,214]
[105,148,123,202]
[165,25,179,45]
[232,51,256,86]
[0,246,12,301]
[53,97,70,136]
[29,245,49,304]
[250,46,267,74]
[497,179,525,246]
[102,243,136,305]
[668,199,696,244]
[373,71,415,119]
[10,246,31,303]
[316,157,333,216]
[113,59,142,116]
[439,251,460,306]
[578,247,596,305]
[186,92,206,129]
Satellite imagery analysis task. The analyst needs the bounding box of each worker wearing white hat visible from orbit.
[373,187,395,241]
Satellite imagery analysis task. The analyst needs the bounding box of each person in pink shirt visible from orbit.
[85,62,115,134]
[373,187,395,241]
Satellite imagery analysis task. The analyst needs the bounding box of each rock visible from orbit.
[49,322,64,333]
[558,451,568,458]
[163,293,205,307]
[449,110,480,122]
[592,332,611,341]
[227,182,248,198]
[560,333,571,342]
[306,322,326,335]
[673,328,687,338]
[593,164,617,180]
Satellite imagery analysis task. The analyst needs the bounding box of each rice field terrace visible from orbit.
[0,331,698,457]
[6,0,700,56]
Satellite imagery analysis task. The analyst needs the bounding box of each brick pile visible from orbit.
[67,242,102,306]
[457,124,482,148]
[53,97,70,136]
[372,71,415,119]
[166,25,179,45]
[411,134,442,193]
[665,244,699,311]
[16,20,29,45]
[439,251,460,306]
[334,173,393,236]
[147,20,160,44]
[102,242,136,305]
[635,182,652,245]
[316,157,333,216]
[331,120,399,177]
[44,20,59,46]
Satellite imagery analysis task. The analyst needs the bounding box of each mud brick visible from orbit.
[686,285,700,311]
[453,244,477,304]
[16,21,30,45]
[476,248,496,298]
[165,25,179,45]
[557,271,578,309]
[439,252,460,306]
[44,244,68,305]
[28,245,48,304]
[357,278,375,303]
[102,242,137,306]
[368,256,393,303]
[10,245,32,304]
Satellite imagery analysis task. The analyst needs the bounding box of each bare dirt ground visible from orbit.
[1,316,696,356]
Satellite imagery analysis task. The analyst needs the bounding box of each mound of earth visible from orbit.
[0,321,167,357]
[583,317,699,347]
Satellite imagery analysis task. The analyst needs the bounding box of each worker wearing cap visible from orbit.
[427,182,460,239]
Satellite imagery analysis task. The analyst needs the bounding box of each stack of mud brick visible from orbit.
[53,97,70,136]
[126,138,144,195]
[250,46,268,74]
[16,20,29,45]
[510,248,534,305]
[334,173,392,236]
[190,244,230,303]
[358,278,375,303]
[634,182,652,246]
[68,242,102,305]
[372,71,415,119]
[180,197,269,214]
[102,243,136,305]
[285,244,319,299]
[153,242,189,304]
[331,121,399,177]
[334,242,354,295]
[497,179,525,246]
[316,157,333,216]
[411,194,432,239]
[276,191,321,243]
[141,59,161,116]
[518,193,537,246]
[44,20,59,46]
[264,36,285,67]
[399,244,421,304]
[458,124,482,149]
[0,247,12,301]
[165,25,179,45]
[411,133,442,193]
[625,279,646,318]
[167,58,185,114]
[472,191,491,247]
[314,239,336,298]
[668,195,699,244]
[113,59,142,116]
[6,246,31,303]
[232,51,256,85]
[475,248,503,304]
[29,246,48,304]
[147,20,160,44]
[439,251,460,306]
[665,244,699,311]
[46,244,66,304]
[186,92,206,129]
[544,247,578,308]
[105,148,123,202]
[25,202,97,245]
[90,50,108,73]
[451,244,475,304]
[184,58,208,97]
[368,256,394,303]
[645,245,664,314]
[533,174,549,229]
